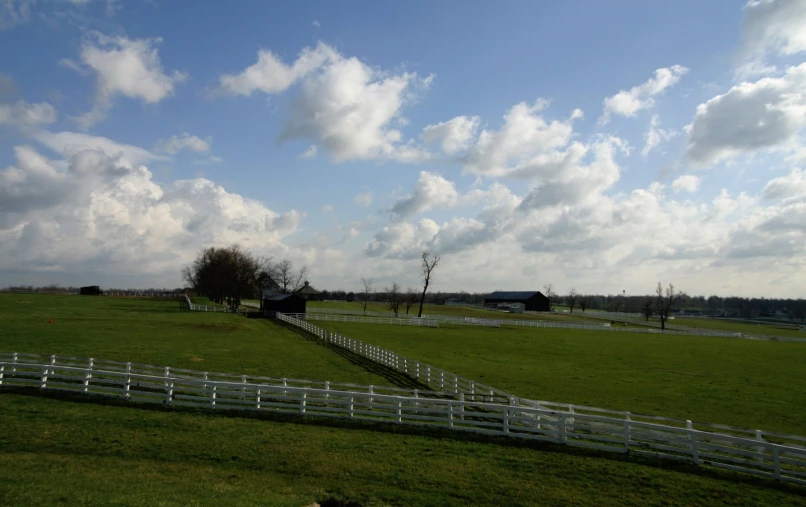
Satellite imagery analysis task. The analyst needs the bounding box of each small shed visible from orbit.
[262,294,306,315]
[79,285,102,296]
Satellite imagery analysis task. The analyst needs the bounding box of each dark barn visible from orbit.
[79,285,102,296]
[262,294,307,315]
[484,291,550,312]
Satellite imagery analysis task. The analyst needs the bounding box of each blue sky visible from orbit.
[1,0,805,297]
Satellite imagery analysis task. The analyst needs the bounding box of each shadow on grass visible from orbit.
[271,319,432,392]
[3,386,805,498]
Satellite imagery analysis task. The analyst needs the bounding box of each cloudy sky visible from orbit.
[1,0,805,297]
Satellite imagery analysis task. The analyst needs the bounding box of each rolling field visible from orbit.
[317,322,806,435]
[2,294,806,505]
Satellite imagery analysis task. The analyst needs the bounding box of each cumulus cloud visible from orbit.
[64,32,187,128]
[35,130,165,166]
[155,133,211,155]
[642,115,677,158]
[0,144,301,279]
[685,63,806,166]
[390,171,459,219]
[218,42,338,96]
[354,191,373,207]
[671,175,701,193]
[421,115,480,154]
[761,168,806,200]
[364,219,439,258]
[741,0,806,61]
[0,100,57,128]
[599,65,688,125]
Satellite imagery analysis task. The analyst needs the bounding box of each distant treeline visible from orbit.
[2,285,186,294]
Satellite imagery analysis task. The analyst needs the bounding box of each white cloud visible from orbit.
[65,32,187,128]
[35,130,166,167]
[282,52,433,163]
[0,0,32,30]
[0,144,301,280]
[741,0,806,60]
[599,65,688,125]
[298,144,317,159]
[671,175,702,193]
[155,133,211,155]
[218,42,338,96]
[642,114,677,158]
[421,115,480,154]
[390,171,459,219]
[312,20,320,28]
[761,168,806,200]
[0,100,57,128]
[354,191,373,207]
[685,63,806,166]
[321,204,333,214]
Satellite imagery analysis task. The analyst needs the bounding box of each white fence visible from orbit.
[295,313,440,328]
[2,352,805,486]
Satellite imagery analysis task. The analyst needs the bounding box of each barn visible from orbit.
[262,294,306,315]
[484,291,550,312]
[79,285,102,296]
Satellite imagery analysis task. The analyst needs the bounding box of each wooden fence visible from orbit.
[1,352,805,486]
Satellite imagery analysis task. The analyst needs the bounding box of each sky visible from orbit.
[1,0,805,297]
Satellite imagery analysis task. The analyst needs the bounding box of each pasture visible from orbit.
[1,294,806,506]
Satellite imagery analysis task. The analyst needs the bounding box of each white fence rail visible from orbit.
[293,313,440,328]
[276,313,806,447]
[2,353,805,486]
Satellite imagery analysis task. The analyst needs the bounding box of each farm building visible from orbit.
[79,285,102,296]
[294,281,323,301]
[484,291,550,312]
[262,294,306,315]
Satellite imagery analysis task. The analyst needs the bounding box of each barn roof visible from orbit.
[264,294,302,301]
[294,281,321,295]
[486,291,544,300]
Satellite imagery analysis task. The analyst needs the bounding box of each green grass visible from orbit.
[2,294,806,505]
[2,393,805,507]
[0,294,393,385]
[317,322,806,435]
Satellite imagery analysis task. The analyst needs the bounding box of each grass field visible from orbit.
[317,322,806,435]
[2,294,806,505]
[671,317,806,338]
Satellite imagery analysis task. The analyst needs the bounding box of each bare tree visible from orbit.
[276,259,308,293]
[358,278,374,316]
[386,282,401,317]
[404,287,417,315]
[579,295,589,312]
[417,251,441,318]
[655,282,685,331]
[543,284,556,311]
[566,289,578,313]
[641,297,654,322]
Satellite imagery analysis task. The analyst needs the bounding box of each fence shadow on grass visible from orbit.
[271,319,431,392]
[2,386,804,497]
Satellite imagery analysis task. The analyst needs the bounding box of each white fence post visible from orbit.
[503,406,510,435]
[124,362,132,399]
[11,352,17,374]
[624,412,631,451]
[166,380,174,405]
[40,365,48,389]
[300,392,307,415]
[349,396,354,418]
[325,381,330,402]
[396,398,402,423]
[688,420,700,465]
[255,388,261,409]
[210,385,216,408]
[459,394,465,420]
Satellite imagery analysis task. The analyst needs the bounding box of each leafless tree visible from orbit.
[417,251,441,318]
[404,287,418,315]
[566,289,578,313]
[543,284,556,311]
[275,259,308,293]
[655,282,685,331]
[579,295,589,312]
[386,282,401,317]
[358,277,374,316]
[641,298,654,322]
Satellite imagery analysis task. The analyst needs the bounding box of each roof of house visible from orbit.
[264,294,304,301]
[294,281,321,295]
[485,291,544,300]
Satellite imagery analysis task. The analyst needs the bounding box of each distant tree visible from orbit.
[579,295,589,312]
[566,289,578,313]
[182,244,267,308]
[655,282,685,331]
[543,284,557,311]
[386,282,401,316]
[641,298,654,322]
[404,287,418,315]
[417,251,441,318]
[358,278,374,316]
[275,259,308,294]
